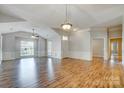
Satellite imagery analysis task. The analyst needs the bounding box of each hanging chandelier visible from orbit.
[61,4,72,31]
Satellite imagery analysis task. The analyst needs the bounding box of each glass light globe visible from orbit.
[61,23,72,30]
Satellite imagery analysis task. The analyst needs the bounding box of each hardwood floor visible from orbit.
[0,57,124,88]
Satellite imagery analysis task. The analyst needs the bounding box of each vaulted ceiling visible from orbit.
[0,4,123,38]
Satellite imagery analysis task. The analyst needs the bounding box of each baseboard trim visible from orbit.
[62,57,92,62]
[2,56,48,61]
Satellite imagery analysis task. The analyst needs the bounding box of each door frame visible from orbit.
[109,38,122,61]
[20,40,35,58]
[92,38,104,59]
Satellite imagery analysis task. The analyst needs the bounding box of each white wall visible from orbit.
[47,27,109,61]
[61,31,69,58]
[2,33,15,60]
[53,28,69,58]
[93,39,104,57]
[62,39,69,58]
[91,27,108,60]
[69,29,92,60]
[2,31,46,60]
[37,37,47,57]
[49,35,62,59]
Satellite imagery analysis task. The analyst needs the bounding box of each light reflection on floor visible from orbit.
[18,58,38,87]
[47,58,55,81]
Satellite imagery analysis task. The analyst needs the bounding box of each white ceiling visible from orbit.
[0,4,123,38]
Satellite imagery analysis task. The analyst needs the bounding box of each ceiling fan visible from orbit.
[31,28,39,39]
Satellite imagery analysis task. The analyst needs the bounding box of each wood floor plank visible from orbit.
[0,57,124,88]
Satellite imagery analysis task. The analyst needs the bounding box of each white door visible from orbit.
[93,39,104,58]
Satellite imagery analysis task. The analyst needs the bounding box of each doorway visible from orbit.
[110,38,122,62]
[20,41,34,57]
[47,41,52,57]
[92,39,104,59]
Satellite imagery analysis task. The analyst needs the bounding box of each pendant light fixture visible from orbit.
[61,4,72,31]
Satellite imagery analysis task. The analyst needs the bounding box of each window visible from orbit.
[20,41,34,56]
[62,36,68,40]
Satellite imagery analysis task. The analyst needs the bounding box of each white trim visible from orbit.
[69,51,92,61]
